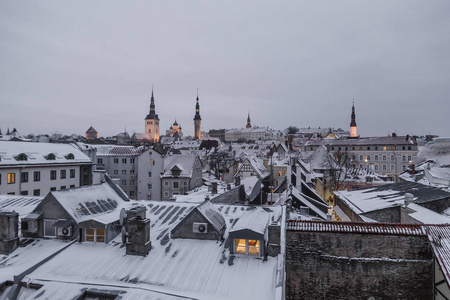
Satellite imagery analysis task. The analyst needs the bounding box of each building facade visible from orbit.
[137,148,164,201]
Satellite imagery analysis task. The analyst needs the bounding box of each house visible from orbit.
[161,154,203,200]
[136,147,164,201]
[0,141,94,197]
[21,177,130,243]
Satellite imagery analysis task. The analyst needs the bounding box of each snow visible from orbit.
[3,201,284,300]
[229,207,270,235]
[407,203,450,224]
[0,195,42,217]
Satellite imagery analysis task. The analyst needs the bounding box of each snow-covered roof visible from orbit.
[196,201,226,232]
[47,182,130,223]
[162,154,199,178]
[0,195,42,217]
[95,145,146,156]
[334,181,450,214]
[407,203,450,224]
[3,201,285,300]
[229,207,270,235]
[0,141,93,166]
[234,156,270,179]
[304,135,417,147]
[291,186,329,220]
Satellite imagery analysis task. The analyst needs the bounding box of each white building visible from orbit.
[0,141,94,197]
[137,147,164,200]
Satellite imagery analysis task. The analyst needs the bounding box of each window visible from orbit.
[50,187,56,191]
[278,171,283,176]
[7,173,15,184]
[70,185,75,188]
[234,239,260,256]
[173,181,179,189]
[65,153,74,160]
[130,191,135,197]
[383,156,386,161]
[151,159,155,166]
[33,189,40,196]
[184,181,188,186]
[130,158,135,163]
[391,146,395,150]
[367,147,370,150]
[21,191,28,196]
[164,182,169,186]
[60,170,66,179]
[375,156,378,161]
[97,158,103,164]
[164,192,169,197]
[130,180,135,186]
[70,169,75,178]
[113,170,118,175]
[44,220,56,237]
[148,184,152,190]
[121,180,127,186]
[331,147,334,150]
[402,166,406,171]
[85,228,105,243]
[408,156,411,162]
[122,158,127,164]
[359,147,363,150]
[375,146,378,150]
[148,172,152,177]
[402,146,405,150]
[383,165,387,171]
[122,170,127,175]
[359,155,363,161]
[21,172,29,183]
[402,156,406,162]
[130,170,135,176]
[352,147,355,150]
[374,165,378,171]
[383,146,387,151]
[391,156,395,161]
[114,158,119,164]
[50,170,56,180]
[367,156,370,161]
[408,146,411,150]
[391,164,395,171]
[60,186,66,190]
[16,153,28,161]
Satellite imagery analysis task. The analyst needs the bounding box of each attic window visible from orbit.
[65,153,75,160]
[234,239,260,255]
[15,153,28,161]
[46,153,56,160]
[171,165,181,177]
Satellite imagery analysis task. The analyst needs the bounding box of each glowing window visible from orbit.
[235,239,246,254]
[234,239,260,256]
[86,228,95,242]
[248,240,260,255]
[7,173,15,184]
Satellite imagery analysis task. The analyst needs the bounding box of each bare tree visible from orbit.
[208,150,235,180]
[322,149,353,192]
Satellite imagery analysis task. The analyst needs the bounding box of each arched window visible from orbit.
[15,153,28,161]
[46,153,56,160]
[65,153,75,160]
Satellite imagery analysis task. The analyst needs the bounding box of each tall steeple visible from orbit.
[350,100,357,138]
[145,87,160,142]
[246,112,252,129]
[193,91,202,140]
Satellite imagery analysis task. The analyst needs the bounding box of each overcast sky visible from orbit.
[1,1,449,138]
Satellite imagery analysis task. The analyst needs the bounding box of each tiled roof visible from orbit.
[304,136,417,147]
[286,220,425,236]
[95,145,146,156]
[424,225,450,287]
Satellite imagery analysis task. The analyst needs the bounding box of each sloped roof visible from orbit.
[230,207,270,235]
[196,201,226,232]
[161,154,199,178]
[86,126,97,133]
[291,186,329,220]
[48,182,129,223]
[0,141,92,166]
[0,195,42,217]
[234,156,270,179]
[304,135,417,147]
[95,145,146,156]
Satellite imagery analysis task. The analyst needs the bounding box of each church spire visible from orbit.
[350,100,357,138]
[146,86,159,121]
[246,112,252,129]
[194,91,202,140]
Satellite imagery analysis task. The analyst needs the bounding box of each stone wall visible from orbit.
[286,230,433,300]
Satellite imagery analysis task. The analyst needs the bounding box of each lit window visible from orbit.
[7,173,15,184]
[85,228,105,242]
[151,159,155,165]
[235,239,246,254]
[278,171,282,177]
[383,146,387,151]
[234,239,260,256]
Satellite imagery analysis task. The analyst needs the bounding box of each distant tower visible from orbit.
[246,112,252,129]
[350,101,357,138]
[145,88,160,142]
[86,126,98,140]
[193,93,202,140]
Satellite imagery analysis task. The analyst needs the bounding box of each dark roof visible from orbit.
[86,126,98,133]
[305,136,417,147]
[196,201,226,232]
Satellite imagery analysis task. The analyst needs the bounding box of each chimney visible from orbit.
[392,132,397,137]
[212,181,218,194]
[0,211,19,255]
[404,193,414,207]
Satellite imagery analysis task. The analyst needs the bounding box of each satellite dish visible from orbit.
[121,226,127,244]
[119,208,127,226]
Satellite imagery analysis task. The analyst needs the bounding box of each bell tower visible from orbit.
[193,93,202,140]
[145,88,160,142]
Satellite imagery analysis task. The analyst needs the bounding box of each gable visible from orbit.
[33,194,73,221]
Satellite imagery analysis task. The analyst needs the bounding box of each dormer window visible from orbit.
[65,153,75,160]
[171,165,181,177]
[46,153,56,160]
[15,153,28,161]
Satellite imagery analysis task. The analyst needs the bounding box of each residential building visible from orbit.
[161,154,203,200]
[0,141,93,197]
[137,147,164,200]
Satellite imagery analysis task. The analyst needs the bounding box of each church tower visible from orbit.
[145,89,160,142]
[246,112,252,129]
[193,93,202,140]
[350,101,357,138]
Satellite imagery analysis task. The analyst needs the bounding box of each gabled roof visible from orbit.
[95,145,146,156]
[86,126,97,133]
[230,207,270,235]
[291,186,329,220]
[161,154,200,178]
[42,182,130,224]
[234,156,270,179]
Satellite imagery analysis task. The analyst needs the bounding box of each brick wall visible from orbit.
[286,230,433,300]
